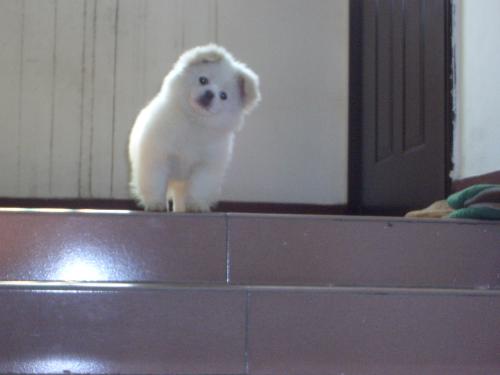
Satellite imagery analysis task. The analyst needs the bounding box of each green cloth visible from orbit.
[447,184,500,220]
[448,206,500,220]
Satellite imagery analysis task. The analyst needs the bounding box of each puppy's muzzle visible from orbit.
[197,90,215,109]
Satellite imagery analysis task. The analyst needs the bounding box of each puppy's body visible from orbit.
[129,45,260,212]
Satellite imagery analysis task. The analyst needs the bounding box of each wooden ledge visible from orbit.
[0,209,498,289]
[0,210,498,374]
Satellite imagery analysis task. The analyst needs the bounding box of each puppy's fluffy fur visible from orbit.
[129,44,261,212]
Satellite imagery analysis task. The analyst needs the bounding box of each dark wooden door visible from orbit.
[350,0,452,214]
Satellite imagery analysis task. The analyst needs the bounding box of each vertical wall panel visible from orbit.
[182,0,217,48]
[0,0,349,204]
[90,0,118,198]
[79,0,97,198]
[0,1,23,197]
[18,0,56,197]
[143,0,183,98]
[112,0,146,198]
[51,0,85,197]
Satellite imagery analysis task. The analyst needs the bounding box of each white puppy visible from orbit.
[128,44,261,212]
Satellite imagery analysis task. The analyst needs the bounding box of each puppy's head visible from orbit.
[167,44,261,131]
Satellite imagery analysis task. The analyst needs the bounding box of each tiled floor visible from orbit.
[0,210,498,374]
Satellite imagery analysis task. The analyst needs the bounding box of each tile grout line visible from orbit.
[1,281,499,297]
[244,289,250,374]
[225,213,230,284]
[226,212,500,226]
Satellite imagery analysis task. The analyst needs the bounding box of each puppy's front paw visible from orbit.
[185,200,212,213]
[141,200,167,212]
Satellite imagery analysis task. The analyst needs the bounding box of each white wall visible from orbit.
[0,0,349,204]
[218,1,349,204]
[453,0,500,179]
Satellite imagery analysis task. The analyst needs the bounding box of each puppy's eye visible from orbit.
[199,76,209,85]
[219,91,228,100]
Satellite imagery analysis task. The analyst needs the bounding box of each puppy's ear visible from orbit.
[237,66,261,115]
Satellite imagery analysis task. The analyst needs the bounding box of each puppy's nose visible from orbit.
[198,90,215,108]
[204,90,214,101]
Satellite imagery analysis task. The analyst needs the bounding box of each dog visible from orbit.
[128,44,261,212]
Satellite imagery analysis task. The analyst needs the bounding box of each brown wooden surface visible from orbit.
[248,290,500,375]
[0,288,247,375]
[452,170,500,192]
[0,197,347,215]
[227,214,500,289]
[0,211,227,283]
[0,211,498,288]
[0,211,498,374]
